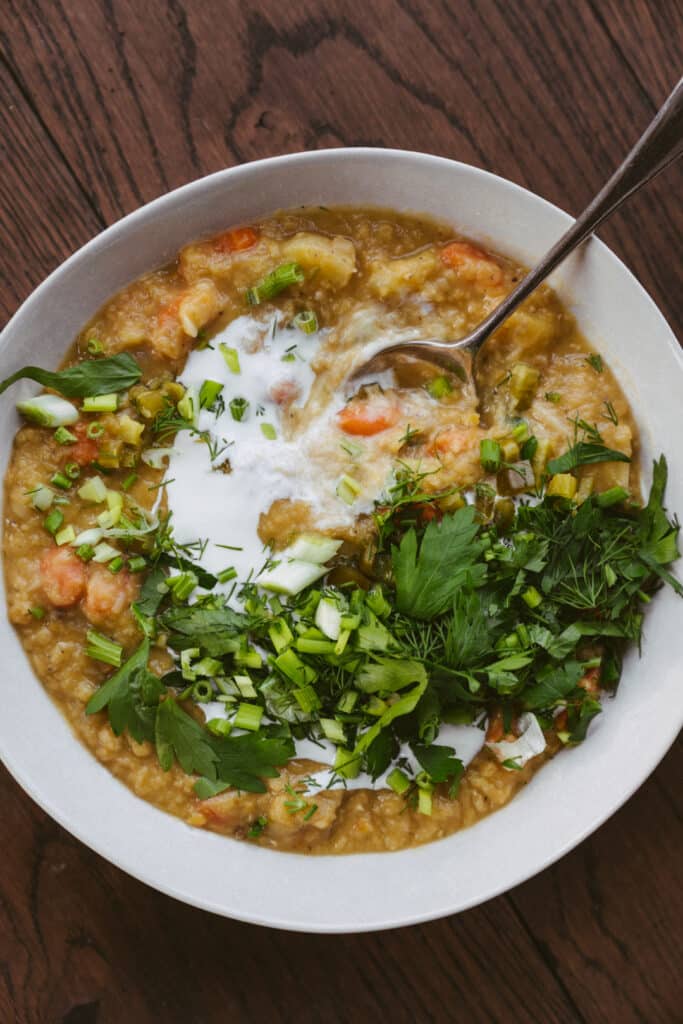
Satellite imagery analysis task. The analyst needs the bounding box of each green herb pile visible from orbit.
[84,451,681,811]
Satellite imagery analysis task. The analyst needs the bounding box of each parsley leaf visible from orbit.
[392,506,486,619]
[0,353,141,397]
[160,603,254,656]
[412,743,464,796]
[155,697,219,777]
[523,660,584,709]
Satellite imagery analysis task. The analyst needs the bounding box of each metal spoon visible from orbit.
[352,77,683,382]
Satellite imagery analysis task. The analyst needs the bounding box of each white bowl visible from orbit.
[1,149,681,933]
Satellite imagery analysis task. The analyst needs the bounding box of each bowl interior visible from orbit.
[1,149,681,932]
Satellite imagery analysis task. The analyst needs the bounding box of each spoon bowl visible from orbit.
[350,77,682,383]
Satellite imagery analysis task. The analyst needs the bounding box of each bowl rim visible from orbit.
[1,146,681,933]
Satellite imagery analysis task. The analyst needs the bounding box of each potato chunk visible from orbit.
[367,248,438,298]
[280,232,356,286]
[178,280,223,338]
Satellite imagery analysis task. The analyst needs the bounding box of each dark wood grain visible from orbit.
[0,1,681,1021]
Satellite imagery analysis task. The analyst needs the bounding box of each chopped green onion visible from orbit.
[336,473,362,505]
[192,679,214,703]
[126,556,146,573]
[269,617,294,653]
[545,391,561,404]
[292,685,320,713]
[246,262,304,305]
[427,375,453,400]
[320,718,346,744]
[17,394,79,428]
[86,337,104,355]
[43,508,64,536]
[29,483,55,512]
[216,566,237,584]
[55,525,76,546]
[177,386,198,425]
[387,768,411,795]
[121,472,138,492]
[108,555,124,574]
[247,815,268,837]
[480,438,502,473]
[199,379,224,410]
[337,690,359,713]
[334,747,361,779]
[50,470,72,491]
[82,393,118,413]
[54,426,77,445]
[291,310,318,334]
[417,782,434,816]
[85,628,123,667]
[295,636,337,655]
[219,344,241,374]
[260,422,277,440]
[92,542,120,563]
[76,543,95,562]
[510,420,530,444]
[167,572,198,602]
[207,718,232,737]
[596,486,629,508]
[233,703,263,732]
[86,421,104,439]
[522,586,543,609]
[29,606,46,620]
[586,353,603,374]
[229,396,249,422]
[64,461,81,480]
[234,674,258,698]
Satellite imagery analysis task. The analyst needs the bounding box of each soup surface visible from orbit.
[3,207,679,855]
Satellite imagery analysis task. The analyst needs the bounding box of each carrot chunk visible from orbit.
[337,398,400,436]
[213,227,259,253]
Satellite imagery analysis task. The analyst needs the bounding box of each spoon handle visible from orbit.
[468,76,683,346]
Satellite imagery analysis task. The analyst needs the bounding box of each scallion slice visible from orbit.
[54,426,77,445]
[199,379,224,410]
[292,310,318,334]
[229,397,249,422]
[17,394,79,427]
[480,438,502,474]
[219,344,241,374]
[55,525,76,546]
[336,473,362,505]
[85,628,123,667]
[29,483,55,512]
[43,508,64,536]
[82,393,118,413]
[233,702,263,732]
[246,263,304,306]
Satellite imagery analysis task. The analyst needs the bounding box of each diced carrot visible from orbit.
[336,398,400,436]
[212,227,259,253]
[68,421,99,467]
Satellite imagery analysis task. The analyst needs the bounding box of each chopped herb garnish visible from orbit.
[246,263,304,306]
[229,397,250,422]
[586,354,604,373]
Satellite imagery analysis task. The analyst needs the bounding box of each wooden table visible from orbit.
[1,3,681,1021]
